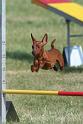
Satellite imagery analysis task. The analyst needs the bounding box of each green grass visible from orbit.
[6,0,83,123]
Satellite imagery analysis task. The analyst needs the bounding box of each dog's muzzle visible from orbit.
[32,51,34,55]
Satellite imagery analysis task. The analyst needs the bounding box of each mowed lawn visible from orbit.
[6,0,83,124]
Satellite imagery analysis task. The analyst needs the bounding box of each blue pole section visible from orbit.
[66,19,71,66]
[0,0,6,123]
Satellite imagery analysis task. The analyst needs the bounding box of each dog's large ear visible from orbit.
[31,33,36,43]
[42,34,48,46]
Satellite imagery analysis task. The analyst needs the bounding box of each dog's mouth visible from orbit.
[32,51,37,56]
[32,51,35,55]
[32,51,39,57]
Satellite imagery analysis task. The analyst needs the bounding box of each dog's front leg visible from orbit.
[31,59,39,72]
[34,59,40,72]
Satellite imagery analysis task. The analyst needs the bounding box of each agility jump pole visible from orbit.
[0,0,83,123]
[0,0,6,123]
[2,89,83,96]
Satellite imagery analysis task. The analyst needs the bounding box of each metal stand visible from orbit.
[66,19,83,66]
[66,19,71,66]
[6,101,19,122]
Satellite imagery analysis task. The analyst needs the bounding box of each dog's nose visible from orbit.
[32,46,34,49]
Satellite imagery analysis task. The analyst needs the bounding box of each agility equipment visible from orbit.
[0,0,6,123]
[2,89,83,96]
[32,0,83,66]
[63,46,83,66]
[0,0,83,123]
[32,0,83,25]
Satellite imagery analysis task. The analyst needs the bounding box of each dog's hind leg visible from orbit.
[58,59,64,70]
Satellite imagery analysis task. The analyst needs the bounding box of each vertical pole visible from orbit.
[66,19,71,66]
[0,0,6,124]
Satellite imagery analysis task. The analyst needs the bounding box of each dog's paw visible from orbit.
[31,65,36,72]
[31,65,39,72]
[60,66,64,71]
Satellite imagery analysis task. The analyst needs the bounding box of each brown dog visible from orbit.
[31,33,64,72]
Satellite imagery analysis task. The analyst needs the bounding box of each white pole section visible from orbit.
[0,0,6,123]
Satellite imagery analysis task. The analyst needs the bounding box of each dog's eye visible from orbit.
[32,46,34,49]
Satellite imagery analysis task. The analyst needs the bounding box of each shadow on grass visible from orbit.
[63,66,83,73]
[7,51,33,63]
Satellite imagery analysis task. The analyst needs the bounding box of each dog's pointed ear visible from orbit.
[42,33,48,46]
[31,33,36,43]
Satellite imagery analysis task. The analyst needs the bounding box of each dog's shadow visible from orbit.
[7,51,33,63]
[63,66,83,73]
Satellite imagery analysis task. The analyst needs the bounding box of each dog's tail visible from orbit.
[51,39,56,49]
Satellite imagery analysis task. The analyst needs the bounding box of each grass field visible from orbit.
[6,0,83,124]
